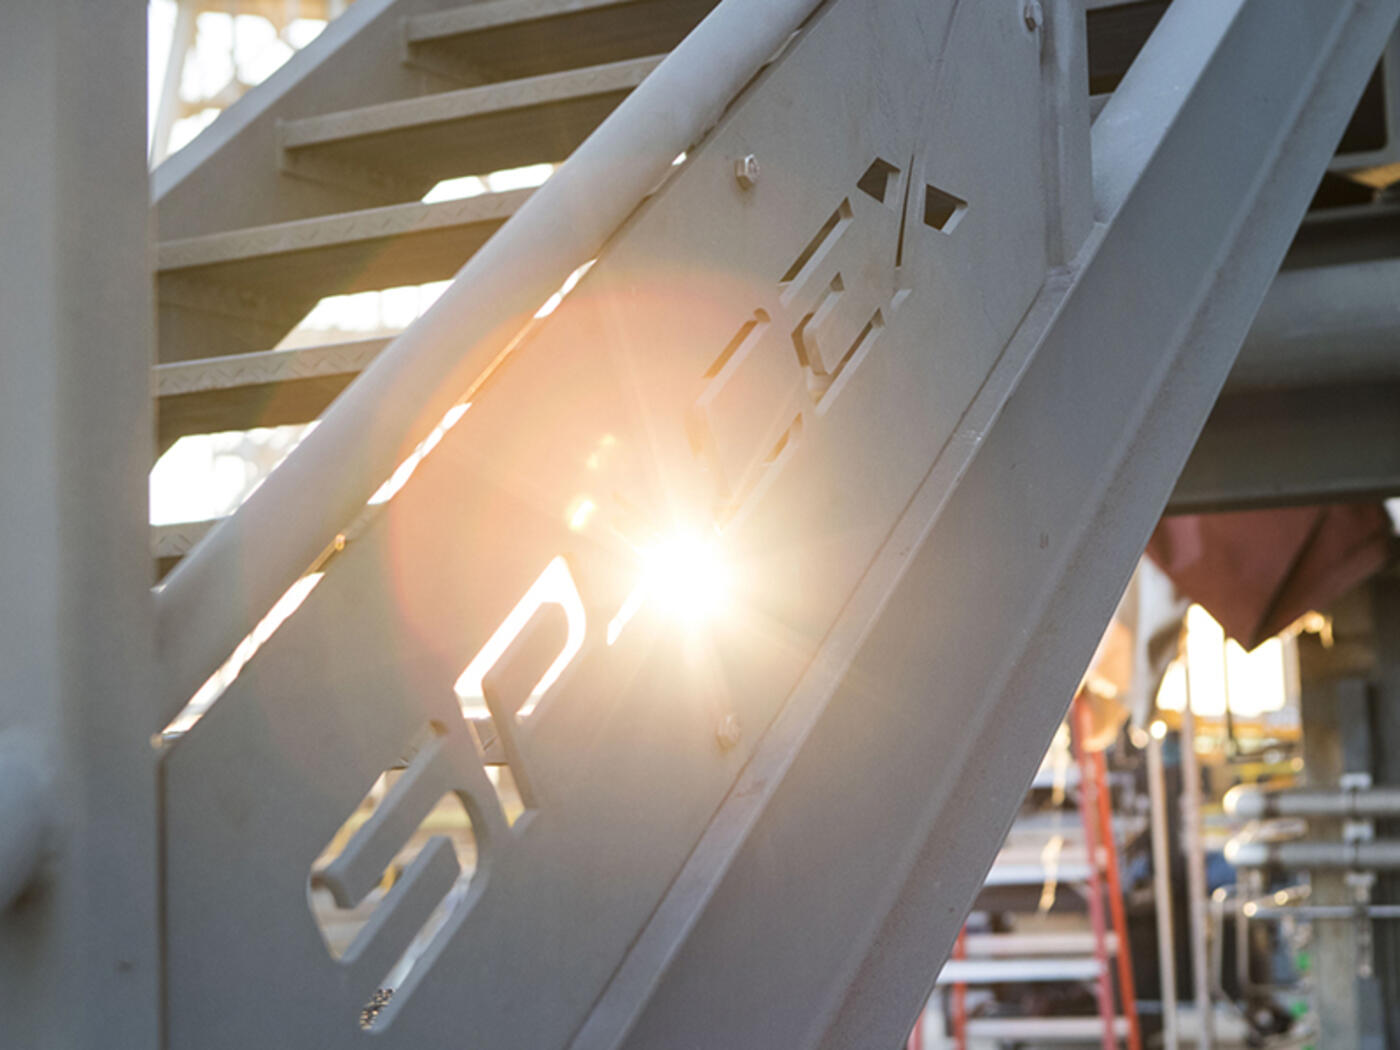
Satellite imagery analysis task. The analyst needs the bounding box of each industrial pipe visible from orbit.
[1224,783,1400,820]
[1181,683,1216,1048]
[1146,734,1180,1050]
[1243,902,1400,921]
[1225,837,1400,870]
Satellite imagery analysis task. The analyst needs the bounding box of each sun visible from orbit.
[637,532,731,627]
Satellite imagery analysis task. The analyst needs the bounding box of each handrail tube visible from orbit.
[153,0,828,724]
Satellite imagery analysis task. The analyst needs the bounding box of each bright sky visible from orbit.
[148,1,330,155]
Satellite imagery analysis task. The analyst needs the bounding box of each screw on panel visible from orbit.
[1023,0,1043,30]
[716,713,743,751]
[735,154,760,190]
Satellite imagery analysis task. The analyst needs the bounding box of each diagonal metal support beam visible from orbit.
[0,2,159,1045]
[577,2,1400,1048]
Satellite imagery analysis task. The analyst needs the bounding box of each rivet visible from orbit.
[716,713,743,751]
[735,154,760,190]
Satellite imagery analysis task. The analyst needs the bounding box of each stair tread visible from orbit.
[156,338,390,397]
[156,339,393,451]
[157,190,532,294]
[279,55,662,184]
[153,519,220,562]
[404,0,718,81]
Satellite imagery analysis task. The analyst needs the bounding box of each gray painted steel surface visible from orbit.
[0,2,159,1046]
[159,0,1399,1046]
[595,5,1400,1046]
[164,0,1056,1041]
[3,0,1400,1047]
[154,0,828,732]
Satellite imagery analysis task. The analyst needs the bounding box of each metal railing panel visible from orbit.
[160,0,1057,1045]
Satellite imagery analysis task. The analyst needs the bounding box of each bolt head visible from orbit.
[716,713,743,751]
[735,154,760,190]
[1023,0,1042,30]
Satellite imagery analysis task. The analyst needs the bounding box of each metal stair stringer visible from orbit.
[580,3,1400,1049]
[156,0,1065,1045]
[153,1,1399,1049]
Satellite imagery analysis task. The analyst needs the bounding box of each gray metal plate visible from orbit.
[161,0,1048,1045]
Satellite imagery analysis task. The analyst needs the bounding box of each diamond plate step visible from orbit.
[278,55,663,186]
[158,190,531,298]
[156,338,391,453]
[153,520,219,575]
[404,0,718,82]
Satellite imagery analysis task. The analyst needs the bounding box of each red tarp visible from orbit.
[1147,503,1393,650]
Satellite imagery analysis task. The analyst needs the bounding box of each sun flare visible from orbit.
[637,533,731,625]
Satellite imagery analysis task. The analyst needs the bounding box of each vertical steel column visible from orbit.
[1179,663,1215,1050]
[1370,568,1400,1048]
[1146,731,1180,1050]
[1039,0,1092,268]
[0,2,159,1047]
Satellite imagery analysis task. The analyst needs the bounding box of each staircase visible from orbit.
[153,0,723,450]
[152,1,1400,1047]
[3,0,1398,1047]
